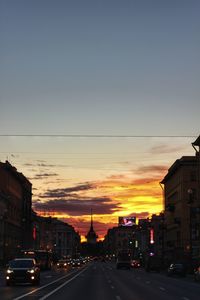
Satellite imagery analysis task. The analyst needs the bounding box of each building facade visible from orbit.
[32,213,80,259]
[0,161,32,264]
[161,153,200,267]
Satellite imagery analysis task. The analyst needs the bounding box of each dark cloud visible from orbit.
[40,183,95,198]
[33,197,120,216]
[32,173,58,179]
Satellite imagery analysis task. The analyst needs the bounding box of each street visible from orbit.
[0,261,200,300]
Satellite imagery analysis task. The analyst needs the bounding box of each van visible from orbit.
[116,251,131,269]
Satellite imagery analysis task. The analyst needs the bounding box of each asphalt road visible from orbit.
[0,262,200,300]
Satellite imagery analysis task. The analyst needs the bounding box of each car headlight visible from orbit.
[27,269,35,273]
[64,263,67,266]
[7,269,13,274]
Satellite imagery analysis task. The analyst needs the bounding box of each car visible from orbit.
[116,251,131,270]
[194,266,200,282]
[5,258,40,286]
[167,263,186,277]
[131,260,141,268]
[71,259,82,268]
[56,259,70,269]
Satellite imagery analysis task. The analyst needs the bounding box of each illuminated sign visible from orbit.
[118,216,136,227]
[150,228,154,244]
[33,226,36,240]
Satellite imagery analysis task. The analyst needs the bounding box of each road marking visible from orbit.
[116,296,121,300]
[13,268,87,300]
[39,267,88,300]
[146,281,150,284]
[111,285,115,289]
[159,287,166,291]
[182,297,190,300]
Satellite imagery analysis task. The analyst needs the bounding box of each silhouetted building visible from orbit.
[161,137,200,268]
[32,213,80,259]
[0,161,32,264]
[86,210,98,244]
[104,224,137,257]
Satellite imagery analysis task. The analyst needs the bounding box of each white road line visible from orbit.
[159,287,166,291]
[110,285,115,289]
[182,297,190,300]
[13,268,87,300]
[145,281,150,284]
[116,296,121,300]
[38,268,88,300]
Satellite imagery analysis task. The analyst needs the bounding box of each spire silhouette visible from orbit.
[86,209,98,244]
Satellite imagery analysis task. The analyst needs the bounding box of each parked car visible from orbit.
[167,263,186,277]
[194,266,200,282]
[5,258,40,286]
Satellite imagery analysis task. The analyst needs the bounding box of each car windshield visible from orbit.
[9,260,34,268]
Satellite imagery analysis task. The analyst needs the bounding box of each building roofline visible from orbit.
[160,156,197,184]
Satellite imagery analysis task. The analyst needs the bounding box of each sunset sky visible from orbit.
[0,0,199,241]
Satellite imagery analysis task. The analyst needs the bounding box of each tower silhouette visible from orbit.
[86,209,98,244]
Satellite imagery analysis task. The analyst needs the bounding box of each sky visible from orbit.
[0,0,199,241]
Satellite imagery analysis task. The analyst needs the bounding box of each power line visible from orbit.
[0,134,196,138]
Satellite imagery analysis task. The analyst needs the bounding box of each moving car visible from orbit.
[56,259,70,269]
[5,258,40,286]
[71,259,82,268]
[131,260,141,268]
[167,263,186,277]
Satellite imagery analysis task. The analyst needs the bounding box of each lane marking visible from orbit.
[146,281,150,284]
[182,298,190,300]
[13,268,87,300]
[38,267,88,300]
[159,287,166,291]
[116,296,121,300]
[110,285,115,289]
